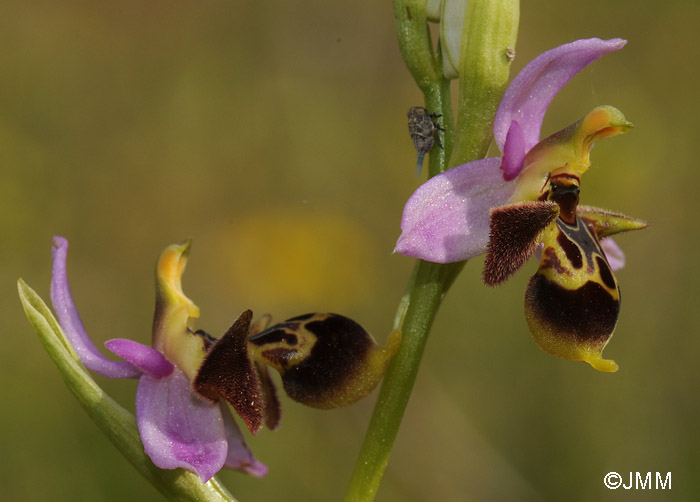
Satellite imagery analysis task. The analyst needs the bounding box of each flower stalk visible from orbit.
[392,0,454,178]
[344,260,461,502]
[345,1,519,500]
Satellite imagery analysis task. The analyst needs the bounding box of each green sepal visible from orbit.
[440,0,468,78]
[577,205,649,238]
[17,279,238,502]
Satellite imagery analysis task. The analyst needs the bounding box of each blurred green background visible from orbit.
[2,1,697,500]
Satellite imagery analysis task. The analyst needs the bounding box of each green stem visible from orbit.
[427,47,455,178]
[392,0,440,95]
[18,279,238,502]
[392,0,454,178]
[345,260,462,502]
[345,1,519,500]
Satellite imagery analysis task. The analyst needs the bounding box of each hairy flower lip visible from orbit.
[49,236,266,482]
[395,38,629,264]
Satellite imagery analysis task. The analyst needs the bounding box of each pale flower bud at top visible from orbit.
[440,0,469,79]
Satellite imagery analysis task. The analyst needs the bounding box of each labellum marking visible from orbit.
[483,173,647,372]
[527,175,621,371]
[194,311,401,433]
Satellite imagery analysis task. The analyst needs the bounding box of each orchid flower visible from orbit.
[394,38,649,371]
[50,236,266,482]
[49,236,401,479]
[395,38,632,264]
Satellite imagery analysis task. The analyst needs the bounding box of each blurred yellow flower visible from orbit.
[218,209,378,310]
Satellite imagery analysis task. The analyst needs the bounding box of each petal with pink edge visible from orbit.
[601,238,625,271]
[220,404,268,477]
[395,158,516,263]
[105,339,173,379]
[493,38,627,153]
[136,367,228,482]
[50,236,141,379]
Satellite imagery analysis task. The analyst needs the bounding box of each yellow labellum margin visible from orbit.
[485,144,648,372]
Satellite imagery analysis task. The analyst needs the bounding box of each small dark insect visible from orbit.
[407,106,444,176]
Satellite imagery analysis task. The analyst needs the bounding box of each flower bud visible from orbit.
[440,0,469,79]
